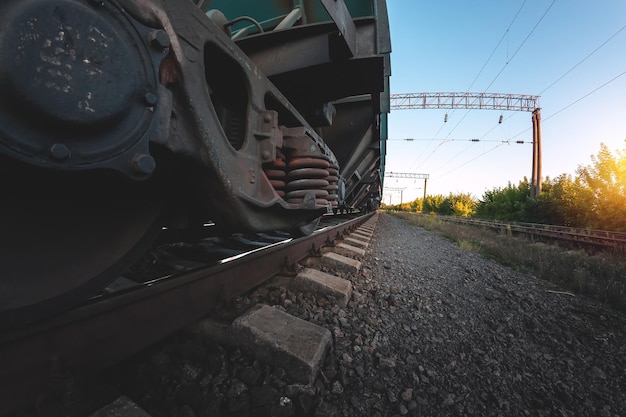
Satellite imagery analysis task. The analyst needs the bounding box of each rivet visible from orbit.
[263,113,273,123]
[88,0,105,7]
[143,92,158,107]
[261,150,271,160]
[150,30,170,50]
[131,153,156,175]
[49,143,71,161]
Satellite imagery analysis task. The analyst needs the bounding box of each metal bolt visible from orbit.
[143,92,158,107]
[131,153,156,175]
[261,150,271,161]
[263,113,273,123]
[49,143,71,161]
[150,30,170,50]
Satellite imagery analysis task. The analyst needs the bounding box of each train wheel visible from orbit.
[0,195,167,328]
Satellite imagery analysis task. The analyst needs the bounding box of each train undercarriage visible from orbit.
[0,0,390,325]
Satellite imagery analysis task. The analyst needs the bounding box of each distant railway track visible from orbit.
[0,212,374,416]
[421,214,626,252]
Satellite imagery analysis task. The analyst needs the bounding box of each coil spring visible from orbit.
[325,164,339,208]
[285,157,330,206]
[264,153,339,208]
[263,151,287,198]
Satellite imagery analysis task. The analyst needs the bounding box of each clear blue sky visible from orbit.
[384,0,626,204]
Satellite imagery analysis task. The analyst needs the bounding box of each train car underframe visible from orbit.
[0,0,389,324]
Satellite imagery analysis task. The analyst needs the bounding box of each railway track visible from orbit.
[0,212,375,416]
[416,214,626,252]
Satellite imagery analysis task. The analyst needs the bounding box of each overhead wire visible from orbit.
[483,24,626,141]
[432,0,550,148]
[443,1,556,173]
[465,0,528,92]
[509,69,626,140]
[482,0,557,93]
[406,3,529,170]
[400,0,616,184]
[431,142,474,175]
[478,113,515,139]
[538,25,626,95]
[405,117,448,170]
[409,138,453,171]
[439,142,509,179]
[429,137,529,175]
[392,2,622,194]
[543,69,626,123]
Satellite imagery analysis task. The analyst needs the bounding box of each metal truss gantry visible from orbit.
[383,186,406,205]
[386,172,429,201]
[390,92,539,111]
[390,92,543,197]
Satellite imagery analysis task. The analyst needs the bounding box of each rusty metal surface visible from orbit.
[229,1,390,213]
[0,212,374,416]
[0,0,389,356]
[1,0,358,324]
[149,0,339,232]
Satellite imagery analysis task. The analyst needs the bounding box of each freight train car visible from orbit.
[0,0,390,323]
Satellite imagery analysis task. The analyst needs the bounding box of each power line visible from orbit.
[441,1,528,137]
[440,142,509,179]
[466,0,528,92]
[391,3,553,164]
[410,138,453,171]
[441,108,471,141]
[538,25,626,95]
[389,92,538,169]
[431,142,474,175]
[509,69,626,140]
[417,139,529,175]
[439,2,528,143]
[407,120,447,170]
[543,69,626,123]
[478,112,515,139]
[483,0,557,92]
[479,25,625,141]
[409,136,530,177]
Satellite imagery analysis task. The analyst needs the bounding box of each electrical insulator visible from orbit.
[498,115,503,124]
[444,113,448,123]
[516,140,524,144]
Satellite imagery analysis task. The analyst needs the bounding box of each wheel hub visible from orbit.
[0,0,167,178]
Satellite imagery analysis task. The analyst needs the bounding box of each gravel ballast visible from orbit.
[109,212,626,417]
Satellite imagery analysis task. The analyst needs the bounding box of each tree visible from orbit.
[577,142,626,231]
[409,198,423,212]
[474,180,531,221]
[541,174,593,227]
[450,193,476,217]
[423,194,451,215]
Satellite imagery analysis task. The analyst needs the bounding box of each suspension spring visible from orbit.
[263,150,287,198]
[325,164,339,208]
[284,157,330,206]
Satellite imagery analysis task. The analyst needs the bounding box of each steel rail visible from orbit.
[426,215,626,251]
[0,212,374,416]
